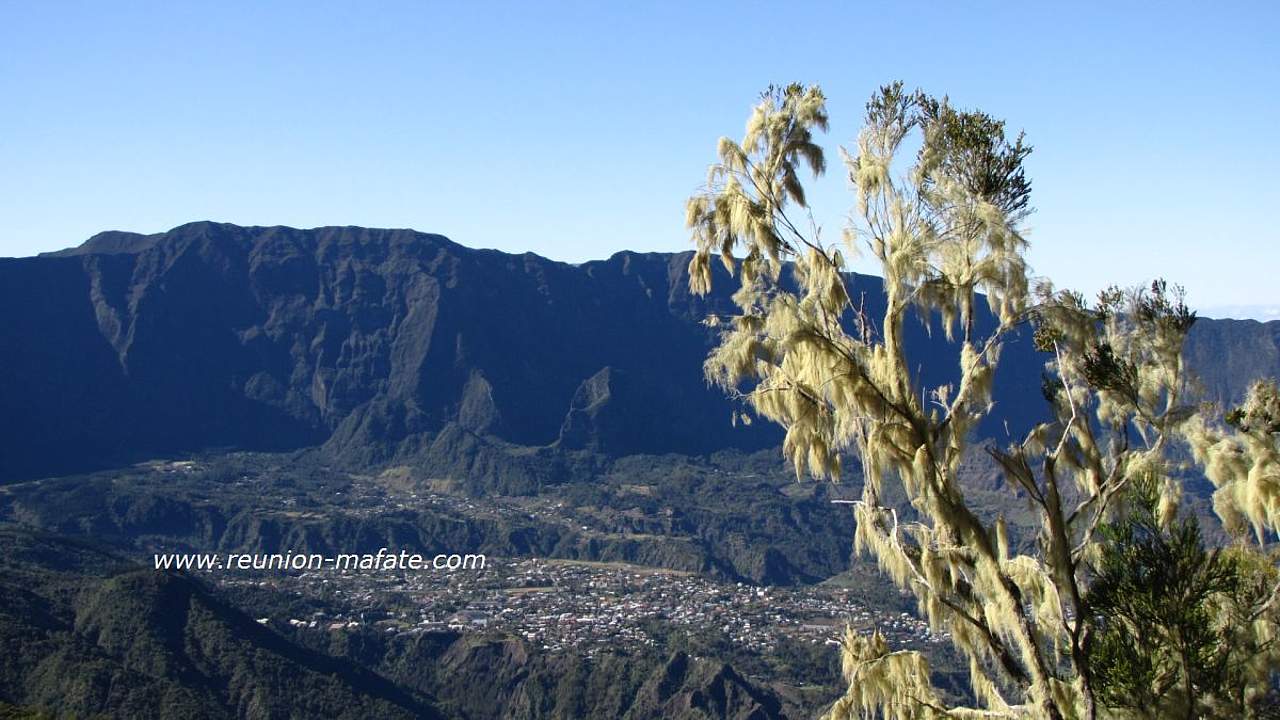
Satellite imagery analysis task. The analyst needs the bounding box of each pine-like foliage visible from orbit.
[1085,478,1279,718]
[686,83,1280,719]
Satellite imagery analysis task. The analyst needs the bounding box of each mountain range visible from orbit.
[2,222,1278,719]
[5,221,1275,485]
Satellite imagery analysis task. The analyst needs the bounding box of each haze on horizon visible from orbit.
[2,2,1277,319]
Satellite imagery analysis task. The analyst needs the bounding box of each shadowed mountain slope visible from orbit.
[0,527,440,719]
[2,222,1274,483]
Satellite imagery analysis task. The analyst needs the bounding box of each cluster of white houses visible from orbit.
[227,556,948,656]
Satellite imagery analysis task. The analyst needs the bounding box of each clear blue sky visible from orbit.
[2,2,1277,315]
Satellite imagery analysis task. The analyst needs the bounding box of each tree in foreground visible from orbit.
[685,83,1279,718]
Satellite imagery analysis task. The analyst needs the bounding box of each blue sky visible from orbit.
[2,2,1277,315]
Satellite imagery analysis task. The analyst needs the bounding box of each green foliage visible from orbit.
[0,702,56,720]
[914,89,1033,218]
[1086,479,1278,718]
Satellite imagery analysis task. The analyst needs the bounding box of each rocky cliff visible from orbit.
[2,222,1274,483]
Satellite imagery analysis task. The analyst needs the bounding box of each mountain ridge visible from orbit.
[2,221,1276,484]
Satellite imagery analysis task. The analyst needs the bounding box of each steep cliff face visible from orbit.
[1,222,1274,483]
[1184,317,1280,405]
[0,223,772,481]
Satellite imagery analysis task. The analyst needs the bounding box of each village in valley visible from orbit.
[224,554,949,657]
